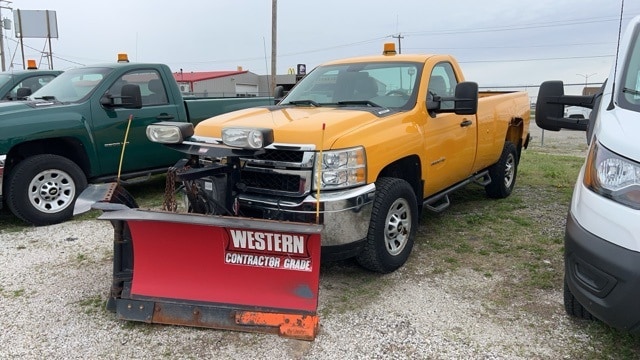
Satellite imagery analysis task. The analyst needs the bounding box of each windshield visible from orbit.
[282,61,422,109]
[0,74,12,88]
[31,67,112,102]
[620,25,640,111]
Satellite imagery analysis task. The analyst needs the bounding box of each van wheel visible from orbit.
[485,141,517,198]
[356,177,417,273]
[6,154,87,226]
[564,277,595,320]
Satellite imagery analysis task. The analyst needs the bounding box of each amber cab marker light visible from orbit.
[117,53,130,63]
[383,42,397,55]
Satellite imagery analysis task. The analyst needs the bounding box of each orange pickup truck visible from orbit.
[142,42,531,273]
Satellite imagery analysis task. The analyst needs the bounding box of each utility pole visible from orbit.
[270,0,277,96]
[0,1,12,71]
[392,33,404,54]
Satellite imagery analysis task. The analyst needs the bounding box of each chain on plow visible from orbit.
[163,163,191,212]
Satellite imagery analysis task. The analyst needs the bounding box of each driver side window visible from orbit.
[106,70,167,107]
[428,62,458,98]
[428,62,458,110]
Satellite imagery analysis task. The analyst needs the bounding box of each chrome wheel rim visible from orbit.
[384,198,411,256]
[504,153,516,189]
[28,169,76,213]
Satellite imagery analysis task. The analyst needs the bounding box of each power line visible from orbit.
[458,54,614,64]
[405,41,614,51]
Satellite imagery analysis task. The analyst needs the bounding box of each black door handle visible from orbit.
[460,119,473,127]
[156,114,175,120]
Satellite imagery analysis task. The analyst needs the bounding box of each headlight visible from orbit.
[313,147,366,190]
[146,122,194,144]
[222,128,274,149]
[584,139,640,209]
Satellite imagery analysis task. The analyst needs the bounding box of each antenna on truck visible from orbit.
[608,0,625,110]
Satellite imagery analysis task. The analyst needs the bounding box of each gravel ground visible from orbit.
[0,124,602,359]
[0,220,591,360]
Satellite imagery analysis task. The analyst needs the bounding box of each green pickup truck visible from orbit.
[0,59,273,225]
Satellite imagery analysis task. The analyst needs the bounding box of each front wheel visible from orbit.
[485,141,518,199]
[6,154,87,226]
[356,177,418,273]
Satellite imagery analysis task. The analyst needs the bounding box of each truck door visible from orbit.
[91,69,183,175]
[423,62,477,195]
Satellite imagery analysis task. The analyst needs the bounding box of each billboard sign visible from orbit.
[13,10,58,38]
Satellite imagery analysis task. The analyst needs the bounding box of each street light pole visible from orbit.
[270,0,277,97]
[576,72,597,87]
[0,1,13,72]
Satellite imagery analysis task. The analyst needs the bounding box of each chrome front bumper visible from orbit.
[239,183,376,247]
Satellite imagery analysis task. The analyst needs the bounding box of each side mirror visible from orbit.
[16,87,32,100]
[535,80,593,132]
[453,81,478,115]
[274,85,285,104]
[100,84,142,109]
[427,81,478,115]
[121,84,142,109]
[535,81,565,131]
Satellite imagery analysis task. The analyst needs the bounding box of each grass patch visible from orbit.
[78,294,106,315]
[0,287,27,298]
[319,259,389,316]
[413,151,582,286]
[407,150,640,357]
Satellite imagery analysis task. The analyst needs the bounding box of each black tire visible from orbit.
[485,141,518,199]
[564,277,595,321]
[6,154,87,226]
[356,177,418,273]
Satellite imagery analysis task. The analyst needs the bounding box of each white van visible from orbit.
[536,15,640,332]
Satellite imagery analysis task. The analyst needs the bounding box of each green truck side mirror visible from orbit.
[100,84,142,109]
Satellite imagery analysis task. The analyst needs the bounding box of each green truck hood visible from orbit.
[195,106,388,148]
[0,101,84,153]
[0,100,40,115]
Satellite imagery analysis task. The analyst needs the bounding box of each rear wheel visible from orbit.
[564,277,595,321]
[356,177,418,273]
[485,141,518,198]
[6,154,87,226]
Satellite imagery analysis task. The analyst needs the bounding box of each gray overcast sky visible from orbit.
[4,0,640,94]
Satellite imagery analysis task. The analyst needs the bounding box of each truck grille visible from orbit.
[254,149,304,163]
[241,171,303,193]
[240,149,314,197]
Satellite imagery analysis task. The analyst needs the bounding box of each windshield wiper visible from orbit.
[337,100,383,108]
[622,87,640,96]
[34,95,57,101]
[288,99,320,107]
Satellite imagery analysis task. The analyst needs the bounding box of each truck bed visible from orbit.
[184,97,275,126]
[475,90,530,170]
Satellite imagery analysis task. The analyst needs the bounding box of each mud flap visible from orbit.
[98,209,323,341]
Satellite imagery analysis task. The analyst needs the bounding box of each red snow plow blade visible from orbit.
[98,208,323,340]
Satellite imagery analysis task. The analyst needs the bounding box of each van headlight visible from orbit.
[584,139,640,209]
[313,146,366,190]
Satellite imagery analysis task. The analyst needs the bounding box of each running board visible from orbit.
[424,194,450,213]
[474,171,491,186]
[422,170,490,213]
